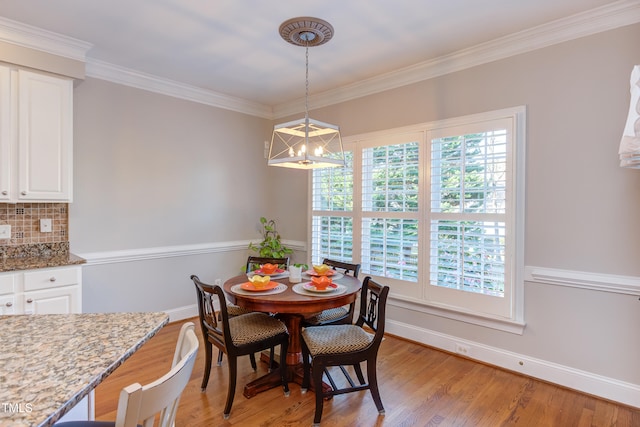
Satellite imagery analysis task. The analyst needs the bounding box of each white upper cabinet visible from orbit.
[0,64,73,202]
[0,65,12,201]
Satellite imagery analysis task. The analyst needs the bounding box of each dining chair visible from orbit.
[243,256,290,367]
[214,256,290,370]
[302,258,361,327]
[191,275,290,419]
[245,256,290,273]
[215,287,255,369]
[55,322,199,427]
[301,276,389,426]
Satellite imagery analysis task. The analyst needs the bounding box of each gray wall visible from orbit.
[71,78,307,313]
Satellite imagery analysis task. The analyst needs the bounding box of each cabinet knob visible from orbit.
[1,190,7,195]
[49,277,57,282]
[21,191,27,196]
[5,302,12,307]
[26,298,33,303]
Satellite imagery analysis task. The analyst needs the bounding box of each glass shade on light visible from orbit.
[268,117,345,169]
[619,65,640,169]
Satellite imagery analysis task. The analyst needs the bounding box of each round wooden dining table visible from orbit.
[224,271,361,398]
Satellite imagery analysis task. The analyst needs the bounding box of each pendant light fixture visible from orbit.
[268,17,345,169]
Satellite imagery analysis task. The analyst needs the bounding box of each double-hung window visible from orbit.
[310,107,525,327]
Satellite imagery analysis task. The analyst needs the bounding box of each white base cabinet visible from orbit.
[0,265,82,314]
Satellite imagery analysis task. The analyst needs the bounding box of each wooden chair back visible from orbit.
[192,275,229,351]
[356,276,389,344]
[322,258,361,278]
[246,256,290,273]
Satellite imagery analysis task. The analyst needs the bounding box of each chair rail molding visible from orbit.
[77,239,307,266]
[525,266,640,296]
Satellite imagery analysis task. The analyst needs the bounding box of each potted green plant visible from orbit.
[248,217,293,259]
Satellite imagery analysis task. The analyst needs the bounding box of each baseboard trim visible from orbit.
[163,304,198,323]
[386,319,640,409]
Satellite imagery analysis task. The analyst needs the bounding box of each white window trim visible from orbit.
[308,106,527,333]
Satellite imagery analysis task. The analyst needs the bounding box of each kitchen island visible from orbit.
[0,311,169,427]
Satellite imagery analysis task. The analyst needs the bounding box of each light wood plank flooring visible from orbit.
[94,319,640,426]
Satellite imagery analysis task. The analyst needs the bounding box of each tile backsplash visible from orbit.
[0,203,69,246]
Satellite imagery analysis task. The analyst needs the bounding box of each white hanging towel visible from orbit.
[619,65,640,168]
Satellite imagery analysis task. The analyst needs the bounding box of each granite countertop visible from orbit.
[0,312,170,427]
[0,243,86,272]
[0,252,86,272]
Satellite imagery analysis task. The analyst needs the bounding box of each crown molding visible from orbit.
[0,16,92,61]
[273,0,640,118]
[85,59,274,119]
[1,1,639,119]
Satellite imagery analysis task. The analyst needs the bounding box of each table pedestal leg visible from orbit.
[242,313,332,399]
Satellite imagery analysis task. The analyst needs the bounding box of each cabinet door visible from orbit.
[0,65,12,201]
[17,69,73,201]
[23,285,81,314]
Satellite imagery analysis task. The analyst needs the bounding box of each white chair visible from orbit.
[56,322,199,427]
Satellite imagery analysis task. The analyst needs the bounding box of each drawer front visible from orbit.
[24,267,80,291]
[0,295,16,314]
[0,275,16,295]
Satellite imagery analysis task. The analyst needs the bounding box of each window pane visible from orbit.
[362,218,418,281]
[363,142,419,212]
[431,130,507,214]
[311,216,353,265]
[312,151,353,211]
[429,220,505,297]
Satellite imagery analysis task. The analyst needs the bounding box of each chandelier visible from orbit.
[267,17,345,169]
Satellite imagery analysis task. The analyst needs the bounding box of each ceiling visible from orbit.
[0,0,634,116]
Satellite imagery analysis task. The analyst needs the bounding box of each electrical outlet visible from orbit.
[454,343,470,356]
[40,218,52,233]
[0,224,11,239]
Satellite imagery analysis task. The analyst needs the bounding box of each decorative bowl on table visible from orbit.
[248,275,271,289]
[312,264,332,276]
[310,275,333,290]
[259,263,278,274]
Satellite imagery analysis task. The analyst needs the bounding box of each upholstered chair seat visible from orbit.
[227,312,288,346]
[301,324,374,355]
[304,306,351,326]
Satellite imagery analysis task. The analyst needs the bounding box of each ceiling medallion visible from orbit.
[278,17,334,47]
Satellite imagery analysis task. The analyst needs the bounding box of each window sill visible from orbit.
[389,295,526,335]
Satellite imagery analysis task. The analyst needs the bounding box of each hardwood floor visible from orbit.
[94,319,640,426]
